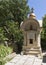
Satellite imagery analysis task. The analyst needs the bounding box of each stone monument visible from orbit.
[20,8,42,57]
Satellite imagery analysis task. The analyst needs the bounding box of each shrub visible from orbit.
[0,44,13,58]
[0,44,13,65]
[0,59,6,65]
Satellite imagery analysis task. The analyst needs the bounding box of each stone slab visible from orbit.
[5,55,42,65]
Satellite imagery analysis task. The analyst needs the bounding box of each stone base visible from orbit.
[23,46,42,57]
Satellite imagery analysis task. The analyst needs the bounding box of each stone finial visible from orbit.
[31,8,34,13]
[29,8,36,19]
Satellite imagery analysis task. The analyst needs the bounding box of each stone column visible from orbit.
[37,34,41,47]
[37,33,42,57]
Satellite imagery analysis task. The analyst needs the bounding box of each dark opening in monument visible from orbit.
[30,25,33,30]
[29,39,33,44]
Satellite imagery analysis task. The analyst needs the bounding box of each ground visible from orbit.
[5,54,46,65]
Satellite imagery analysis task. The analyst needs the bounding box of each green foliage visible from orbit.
[0,44,13,59]
[0,0,9,23]
[3,21,24,43]
[5,21,24,53]
[0,0,27,53]
[0,27,8,43]
[0,0,30,27]
[0,59,6,65]
[0,44,13,65]
[41,39,46,50]
[41,15,46,39]
[0,20,24,53]
[41,15,46,50]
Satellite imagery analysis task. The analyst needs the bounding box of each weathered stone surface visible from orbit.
[20,11,42,56]
[5,55,43,65]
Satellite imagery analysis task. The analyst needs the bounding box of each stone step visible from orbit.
[24,48,40,56]
[23,46,40,49]
[23,46,41,56]
[25,48,40,52]
[26,48,39,51]
[25,51,39,55]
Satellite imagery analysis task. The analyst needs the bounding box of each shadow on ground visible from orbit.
[43,55,46,63]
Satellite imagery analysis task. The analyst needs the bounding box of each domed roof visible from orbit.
[29,13,36,19]
[20,8,42,30]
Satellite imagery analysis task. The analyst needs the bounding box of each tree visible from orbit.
[0,0,9,22]
[0,0,30,27]
[3,21,24,53]
[41,15,46,50]
[0,20,24,53]
[0,27,7,42]
[0,0,30,53]
[41,15,46,39]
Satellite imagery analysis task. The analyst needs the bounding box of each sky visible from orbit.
[28,0,46,20]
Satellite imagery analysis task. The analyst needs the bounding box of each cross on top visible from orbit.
[31,8,34,13]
